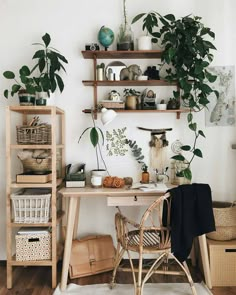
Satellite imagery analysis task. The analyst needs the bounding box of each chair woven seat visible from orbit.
[126,229,171,252]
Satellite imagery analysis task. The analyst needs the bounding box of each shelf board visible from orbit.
[10,178,63,188]
[81,50,163,59]
[10,255,53,266]
[82,80,177,87]
[8,106,64,115]
[10,210,65,227]
[10,144,64,149]
[83,108,188,119]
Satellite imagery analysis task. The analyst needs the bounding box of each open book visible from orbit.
[131,182,168,192]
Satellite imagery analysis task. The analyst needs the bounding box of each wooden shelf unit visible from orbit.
[81,50,186,119]
[6,106,65,289]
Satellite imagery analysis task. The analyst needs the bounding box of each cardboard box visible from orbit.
[207,238,236,286]
[16,172,52,183]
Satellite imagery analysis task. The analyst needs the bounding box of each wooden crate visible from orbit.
[207,238,236,286]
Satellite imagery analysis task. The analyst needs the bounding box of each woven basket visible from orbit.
[16,124,51,144]
[21,157,51,173]
[206,201,236,241]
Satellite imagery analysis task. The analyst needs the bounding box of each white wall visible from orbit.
[0,0,235,259]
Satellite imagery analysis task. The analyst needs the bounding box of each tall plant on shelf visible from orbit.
[159,14,218,180]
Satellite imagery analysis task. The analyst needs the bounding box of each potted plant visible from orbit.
[131,11,161,49]
[123,88,141,110]
[3,33,68,106]
[78,111,108,182]
[31,33,68,104]
[156,99,167,110]
[3,65,39,105]
[159,14,218,180]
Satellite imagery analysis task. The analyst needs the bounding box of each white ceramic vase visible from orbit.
[137,36,152,50]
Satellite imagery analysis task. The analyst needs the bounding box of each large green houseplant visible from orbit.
[3,33,68,103]
[31,33,68,96]
[159,14,218,180]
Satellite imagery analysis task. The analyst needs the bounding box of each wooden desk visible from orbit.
[59,186,212,291]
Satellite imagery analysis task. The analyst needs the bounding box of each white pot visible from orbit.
[157,104,167,110]
[91,169,106,188]
[137,36,152,50]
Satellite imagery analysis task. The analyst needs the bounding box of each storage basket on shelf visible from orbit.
[18,149,51,173]
[16,228,51,261]
[207,201,236,241]
[11,189,51,223]
[16,124,51,144]
[21,157,51,173]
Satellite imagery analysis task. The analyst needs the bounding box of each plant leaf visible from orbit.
[55,74,64,92]
[78,127,92,144]
[90,127,99,147]
[193,148,203,157]
[32,49,45,59]
[131,13,146,24]
[4,89,9,98]
[171,154,185,161]
[19,66,30,76]
[187,112,193,123]
[3,71,15,79]
[183,167,192,180]
[181,145,191,151]
[42,33,51,47]
[198,130,205,137]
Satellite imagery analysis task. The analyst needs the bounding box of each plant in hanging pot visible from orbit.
[159,14,218,181]
[3,65,39,105]
[131,11,161,50]
[30,33,68,104]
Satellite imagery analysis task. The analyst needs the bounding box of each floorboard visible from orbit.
[0,261,235,295]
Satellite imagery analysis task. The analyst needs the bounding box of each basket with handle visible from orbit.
[16,124,51,144]
[207,201,236,241]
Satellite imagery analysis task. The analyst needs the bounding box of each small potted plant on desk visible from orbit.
[78,110,108,187]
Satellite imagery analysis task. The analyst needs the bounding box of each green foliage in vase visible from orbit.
[126,139,147,171]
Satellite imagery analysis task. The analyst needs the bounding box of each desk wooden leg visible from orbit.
[60,197,78,291]
[198,234,212,289]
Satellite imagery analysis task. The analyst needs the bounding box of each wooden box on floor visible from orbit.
[207,238,236,286]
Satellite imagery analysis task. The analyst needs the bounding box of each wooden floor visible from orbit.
[0,261,235,295]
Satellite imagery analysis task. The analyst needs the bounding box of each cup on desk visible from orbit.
[91,175,103,188]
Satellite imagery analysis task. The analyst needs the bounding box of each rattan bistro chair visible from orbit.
[110,193,197,295]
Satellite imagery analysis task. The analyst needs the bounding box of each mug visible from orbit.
[91,175,102,188]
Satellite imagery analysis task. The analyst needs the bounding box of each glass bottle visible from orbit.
[141,166,149,183]
[117,23,134,51]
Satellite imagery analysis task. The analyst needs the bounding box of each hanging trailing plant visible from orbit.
[158,14,219,180]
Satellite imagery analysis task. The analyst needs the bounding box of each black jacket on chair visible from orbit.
[165,183,215,262]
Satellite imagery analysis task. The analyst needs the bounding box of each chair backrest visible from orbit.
[115,193,171,250]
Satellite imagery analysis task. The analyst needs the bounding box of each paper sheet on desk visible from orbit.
[131,183,168,192]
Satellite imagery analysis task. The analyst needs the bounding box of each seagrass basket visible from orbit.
[16,124,51,144]
[21,157,51,173]
[207,201,236,241]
